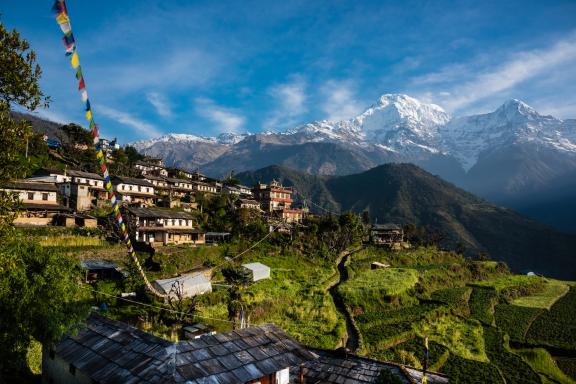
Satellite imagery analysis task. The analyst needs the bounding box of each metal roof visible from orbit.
[80,259,120,270]
[52,313,317,383]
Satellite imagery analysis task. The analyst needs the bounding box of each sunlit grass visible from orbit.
[512,281,569,309]
[513,347,576,384]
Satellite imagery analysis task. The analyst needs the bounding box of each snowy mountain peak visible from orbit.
[495,99,540,121]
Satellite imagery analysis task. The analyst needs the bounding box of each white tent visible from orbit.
[153,273,212,298]
[242,262,271,282]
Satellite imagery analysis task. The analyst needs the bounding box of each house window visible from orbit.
[179,220,183,226]
[42,193,49,201]
[138,186,142,192]
[69,364,76,375]
[129,186,133,191]
[27,192,34,200]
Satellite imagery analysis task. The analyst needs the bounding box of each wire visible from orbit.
[295,190,341,216]
[79,285,238,324]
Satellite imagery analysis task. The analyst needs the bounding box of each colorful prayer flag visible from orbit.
[70,52,80,68]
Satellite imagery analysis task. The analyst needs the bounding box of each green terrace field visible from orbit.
[338,246,576,383]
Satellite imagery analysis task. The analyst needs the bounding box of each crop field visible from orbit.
[468,287,497,325]
[472,274,544,292]
[484,327,541,384]
[512,281,570,309]
[430,287,471,316]
[415,315,488,362]
[526,288,576,350]
[439,354,504,384]
[494,304,543,342]
[513,348,576,384]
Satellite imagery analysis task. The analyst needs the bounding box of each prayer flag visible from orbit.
[71,52,80,68]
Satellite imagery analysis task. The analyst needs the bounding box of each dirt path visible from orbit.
[328,247,363,352]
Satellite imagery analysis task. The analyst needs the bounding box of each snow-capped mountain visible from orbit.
[441,99,576,171]
[129,94,576,218]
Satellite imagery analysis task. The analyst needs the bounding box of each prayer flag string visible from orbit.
[52,0,167,298]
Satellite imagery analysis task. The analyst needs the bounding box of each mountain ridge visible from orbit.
[236,163,576,280]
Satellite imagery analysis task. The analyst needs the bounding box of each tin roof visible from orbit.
[372,223,402,231]
[112,176,154,187]
[52,313,316,383]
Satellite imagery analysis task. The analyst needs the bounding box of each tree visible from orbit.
[0,21,88,378]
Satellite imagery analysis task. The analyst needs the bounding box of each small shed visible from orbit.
[183,323,215,339]
[371,261,390,269]
[153,273,212,298]
[369,223,404,249]
[242,262,271,282]
[80,260,125,282]
[76,214,97,228]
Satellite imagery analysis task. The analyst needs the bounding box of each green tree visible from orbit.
[0,21,88,378]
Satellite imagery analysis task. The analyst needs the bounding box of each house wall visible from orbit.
[114,183,155,195]
[42,349,93,384]
[17,190,58,204]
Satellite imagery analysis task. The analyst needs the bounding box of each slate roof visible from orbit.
[35,168,104,180]
[51,313,317,383]
[296,348,449,384]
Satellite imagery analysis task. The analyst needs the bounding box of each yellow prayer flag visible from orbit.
[56,13,69,25]
[71,52,80,69]
[106,181,112,190]
[85,110,92,120]
[96,149,103,159]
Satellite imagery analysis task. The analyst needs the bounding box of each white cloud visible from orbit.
[411,33,576,113]
[146,92,172,118]
[98,105,161,138]
[320,80,365,121]
[195,98,245,134]
[263,75,307,131]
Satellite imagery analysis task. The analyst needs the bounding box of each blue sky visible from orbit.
[3,0,576,143]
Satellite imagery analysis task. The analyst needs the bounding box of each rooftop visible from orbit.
[51,313,316,383]
[112,176,154,187]
[298,348,449,384]
[127,207,195,220]
[1,180,58,192]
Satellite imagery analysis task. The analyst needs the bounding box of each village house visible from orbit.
[167,167,196,180]
[135,158,168,177]
[165,177,195,197]
[192,180,218,194]
[125,207,205,246]
[224,184,254,197]
[143,174,170,196]
[369,223,404,249]
[99,137,120,158]
[112,176,155,206]
[253,180,304,223]
[42,313,317,384]
[236,198,262,210]
[30,168,108,212]
[0,181,70,226]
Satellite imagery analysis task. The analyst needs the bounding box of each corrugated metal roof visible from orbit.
[52,313,316,383]
[112,176,154,187]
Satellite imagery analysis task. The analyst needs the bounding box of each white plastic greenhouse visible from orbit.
[153,273,212,298]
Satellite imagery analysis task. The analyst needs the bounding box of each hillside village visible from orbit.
[2,3,576,383]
